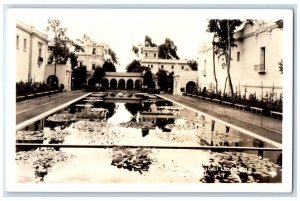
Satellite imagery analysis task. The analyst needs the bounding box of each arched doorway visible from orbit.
[127,79,134,90]
[110,79,117,89]
[135,80,142,90]
[186,81,196,93]
[47,75,59,89]
[118,79,126,90]
[102,79,109,89]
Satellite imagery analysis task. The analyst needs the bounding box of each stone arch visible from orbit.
[118,79,126,90]
[135,79,142,90]
[47,75,59,89]
[110,79,117,89]
[102,79,109,89]
[186,81,196,93]
[127,79,134,90]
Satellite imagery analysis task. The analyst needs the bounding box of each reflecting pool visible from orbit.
[16,93,282,183]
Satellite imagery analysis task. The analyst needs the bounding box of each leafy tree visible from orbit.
[72,39,85,53]
[46,19,72,76]
[132,45,140,56]
[156,69,168,91]
[102,61,116,72]
[107,48,118,64]
[143,69,155,89]
[278,59,283,74]
[166,72,174,93]
[158,38,180,59]
[207,19,243,96]
[89,66,105,86]
[126,60,147,72]
[145,35,157,47]
[187,60,198,71]
[72,65,87,89]
[68,52,79,68]
[275,20,283,29]
[207,19,219,93]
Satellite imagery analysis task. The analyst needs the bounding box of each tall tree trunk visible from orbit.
[54,58,57,76]
[212,34,218,93]
[227,20,234,96]
[223,77,228,95]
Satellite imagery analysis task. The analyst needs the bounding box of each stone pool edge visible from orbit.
[16,93,92,131]
[156,95,282,149]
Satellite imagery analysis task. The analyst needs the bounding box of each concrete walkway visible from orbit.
[159,94,282,144]
[16,91,89,125]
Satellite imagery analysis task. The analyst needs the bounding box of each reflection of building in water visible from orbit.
[75,104,108,120]
[139,112,175,123]
[75,104,93,118]
[136,112,140,122]
[139,112,175,131]
[149,103,157,112]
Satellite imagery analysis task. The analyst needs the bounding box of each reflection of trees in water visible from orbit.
[156,118,175,131]
[69,103,77,114]
[125,103,147,116]
[93,102,116,119]
[143,103,151,111]
[155,100,173,107]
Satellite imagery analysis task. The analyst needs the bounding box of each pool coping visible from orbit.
[156,95,282,149]
[16,93,92,131]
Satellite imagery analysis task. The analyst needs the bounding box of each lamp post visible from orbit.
[71,76,74,91]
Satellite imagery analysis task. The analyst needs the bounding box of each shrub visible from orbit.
[16,81,53,96]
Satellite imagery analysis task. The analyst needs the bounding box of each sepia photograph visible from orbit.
[3,6,294,193]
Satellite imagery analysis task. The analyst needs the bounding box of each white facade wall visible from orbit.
[173,71,198,95]
[31,35,48,82]
[45,64,68,87]
[141,46,190,74]
[141,46,198,94]
[198,22,283,100]
[16,26,31,82]
[16,21,48,83]
[76,39,109,75]
[142,60,190,74]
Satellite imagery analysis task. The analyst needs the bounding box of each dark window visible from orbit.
[181,66,184,70]
[237,52,240,62]
[145,53,148,57]
[161,65,164,69]
[92,48,96,55]
[260,47,266,70]
[39,48,42,57]
[23,38,27,51]
[154,53,156,58]
[16,35,19,49]
[92,64,96,70]
[151,65,153,68]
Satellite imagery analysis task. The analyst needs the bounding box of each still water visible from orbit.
[16,94,282,183]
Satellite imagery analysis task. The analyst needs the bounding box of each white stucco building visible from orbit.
[198,20,283,100]
[16,21,73,91]
[141,46,198,95]
[141,46,191,73]
[75,38,111,76]
[16,20,49,83]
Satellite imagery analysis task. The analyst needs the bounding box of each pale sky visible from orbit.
[12,9,212,71]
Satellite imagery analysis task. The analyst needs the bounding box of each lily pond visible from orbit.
[16,92,282,183]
